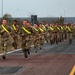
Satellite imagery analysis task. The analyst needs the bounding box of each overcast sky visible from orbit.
[0,0,75,17]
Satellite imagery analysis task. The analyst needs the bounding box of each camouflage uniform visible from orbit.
[59,26,64,42]
[0,25,11,59]
[66,25,73,44]
[42,24,48,43]
[32,26,39,52]
[20,25,33,58]
[11,24,19,50]
[49,25,55,45]
[44,25,49,43]
[54,26,60,45]
[72,25,75,39]
[63,25,67,41]
[39,26,45,48]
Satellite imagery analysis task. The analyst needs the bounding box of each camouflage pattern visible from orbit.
[20,23,33,58]
[11,24,19,50]
[0,25,11,57]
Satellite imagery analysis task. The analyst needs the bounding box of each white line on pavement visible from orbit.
[0,45,34,56]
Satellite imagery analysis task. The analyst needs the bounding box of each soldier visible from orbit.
[42,21,48,43]
[11,20,19,50]
[0,20,11,60]
[32,24,39,52]
[60,25,64,42]
[66,24,73,44]
[71,24,75,39]
[54,23,60,45]
[44,23,49,43]
[49,23,55,45]
[63,25,67,41]
[20,20,33,59]
[39,23,45,49]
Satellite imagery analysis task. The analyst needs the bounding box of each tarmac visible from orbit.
[0,40,75,75]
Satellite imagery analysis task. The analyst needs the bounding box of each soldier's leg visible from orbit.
[28,48,30,54]
[67,33,71,44]
[25,49,28,58]
[45,34,48,43]
[2,40,8,60]
[12,41,17,50]
[56,33,59,45]
[62,32,64,41]
[39,39,42,49]
[53,33,55,44]
[42,35,44,44]
[22,47,28,58]
[12,37,18,50]
[34,39,39,52]
[50,35,53,45]
[73,33,75,39]
[69,33,73,44]
[52,33,55,44]
[60,33,62,42]
[22,40,27,58]
[49,34,51,44]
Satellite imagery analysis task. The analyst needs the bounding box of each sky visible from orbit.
[0,0,75,17]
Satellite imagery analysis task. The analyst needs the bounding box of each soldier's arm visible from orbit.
[0,26,5,34]
[19,27,25,37]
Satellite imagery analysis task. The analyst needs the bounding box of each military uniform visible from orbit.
[32,26,39,52]
[72,25,75,39]
[48,25,55,45]
[20,25,33,58]
[59,26,64,42]
[39,26,45,49]
[11,24,19,50]
[66,26,73,44]
[54,26,60,45]
[0,25,11,59]
[63,26,67,41]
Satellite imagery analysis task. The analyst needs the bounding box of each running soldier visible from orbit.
[0,20,11,60]
[11,20,19,50]
[54,23,60,45]
[20,20,33,58]
[32,24,39,53]
[66,24,73,44]
[49,23,55,45]
[39,23,45,49]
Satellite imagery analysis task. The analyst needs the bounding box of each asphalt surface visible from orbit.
[0,40,75,75]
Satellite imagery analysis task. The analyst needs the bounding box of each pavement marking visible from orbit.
[69,65,75,75]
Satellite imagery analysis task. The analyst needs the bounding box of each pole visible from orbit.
[2,0,3,17]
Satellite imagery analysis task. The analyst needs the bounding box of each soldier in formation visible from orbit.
[0,19,75,60]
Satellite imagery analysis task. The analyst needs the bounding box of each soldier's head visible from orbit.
[13,20,17,25]
[67,23,71,27]
[34,23,38,28]
[45,23,48,27]
[56,23,58,26]
[2,19,7,26]
[42,21,45,25]
[23,20,27,26]
[50,24,52,26]
[71,24,73,26]
[39,23,42,28]
[27,22,31,27]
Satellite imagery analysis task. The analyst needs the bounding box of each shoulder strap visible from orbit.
[1,25,9,33]
[22,26,31,34]
[39,28,44,32]
[12,24,17,31]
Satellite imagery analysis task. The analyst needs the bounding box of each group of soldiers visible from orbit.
[0,19,75,60]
